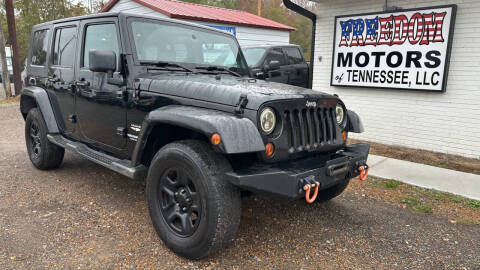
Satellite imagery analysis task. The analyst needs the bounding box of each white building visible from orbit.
[308,0,480,158]
[100,0,295,46]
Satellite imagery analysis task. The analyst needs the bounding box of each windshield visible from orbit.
[243,48,266,67]
[130,20,249,76]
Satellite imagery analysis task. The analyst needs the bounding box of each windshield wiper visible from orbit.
[195,65,241,77]
[140,61,195,73]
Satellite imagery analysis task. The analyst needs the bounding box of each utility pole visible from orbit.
[257,0,261,16]
[4,0,22,96]
[0,18,12,98]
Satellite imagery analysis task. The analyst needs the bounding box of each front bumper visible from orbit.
[225,143,370,200]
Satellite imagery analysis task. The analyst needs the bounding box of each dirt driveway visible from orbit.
[1,105,479,269]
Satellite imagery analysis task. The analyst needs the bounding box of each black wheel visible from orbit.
[146,140,241,259]
[314,178,351,203]
[25,108,64,170]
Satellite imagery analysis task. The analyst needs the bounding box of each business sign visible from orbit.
[204,24,237,36]
[331,5,456,92]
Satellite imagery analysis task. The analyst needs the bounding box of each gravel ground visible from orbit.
[1,105,479,269]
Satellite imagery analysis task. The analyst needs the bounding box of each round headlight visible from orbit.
[335,104,345,125]
[260,107,276,134]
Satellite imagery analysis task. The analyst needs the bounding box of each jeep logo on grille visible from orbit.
[306,101,317,108]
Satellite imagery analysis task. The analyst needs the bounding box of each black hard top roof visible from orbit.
[242,44,301,49]
[34,12,122,27]
[32,12,230,36]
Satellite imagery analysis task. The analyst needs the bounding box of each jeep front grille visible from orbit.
[284,107,337,153]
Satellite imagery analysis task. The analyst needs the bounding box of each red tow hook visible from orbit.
[303,181,320,203]
[358,165,369,181]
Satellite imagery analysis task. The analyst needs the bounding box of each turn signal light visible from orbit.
[265,143,275,157]
[342,131,347,141]
[211,133,221,145]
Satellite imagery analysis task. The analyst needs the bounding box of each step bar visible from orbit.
[47,134,147,181]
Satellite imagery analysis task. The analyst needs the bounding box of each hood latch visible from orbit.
[234,94,248,115]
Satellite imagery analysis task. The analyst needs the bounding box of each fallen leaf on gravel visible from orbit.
[42,212,55,218]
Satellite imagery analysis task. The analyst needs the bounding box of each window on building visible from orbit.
[52,27,77,67]
[83,24,119,68]
[285,47,303,65]
[31,30,49,66]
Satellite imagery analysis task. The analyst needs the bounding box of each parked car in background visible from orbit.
[0,46,14,83]
[243,44,310,88]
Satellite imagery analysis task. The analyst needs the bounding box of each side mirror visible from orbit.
[89,50,116,73]
[251,68,265,79]
[267,60,281,70]
[89,50,124,86]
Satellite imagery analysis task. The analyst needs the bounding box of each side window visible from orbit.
[52,27,77,67]
[285,47,303,64]
[83,24,119,68]
[31,30,49,66]
[265,48,286,66]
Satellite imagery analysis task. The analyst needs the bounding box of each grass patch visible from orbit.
[400,196,432,214]
[349,139,480,175]
[454,217,480,226]
[0,95,20,106]
[428,190,447,201]
[467,200,480,209]
[448,195,464,203]
[382,180,402,189]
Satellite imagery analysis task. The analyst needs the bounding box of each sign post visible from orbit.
[331,5,456,92]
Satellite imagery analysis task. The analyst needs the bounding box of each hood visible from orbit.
[142,73,336,110]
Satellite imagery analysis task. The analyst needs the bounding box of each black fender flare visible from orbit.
[347,110,364,133]
[20,86,59,133]
[132,105,265,165]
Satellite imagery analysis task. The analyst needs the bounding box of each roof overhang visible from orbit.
[100,0,296,31]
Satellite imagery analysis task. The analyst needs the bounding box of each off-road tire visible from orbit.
[25,108,64,170]
[314,178,351,203]
[146,140,241,259]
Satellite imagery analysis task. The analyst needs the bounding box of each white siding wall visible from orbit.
[313,0,480,158]
[107,0,290,46]
[109,0,169,17]
[236,26,290,46]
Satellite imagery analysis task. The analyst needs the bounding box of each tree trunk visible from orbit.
[0,18,12,98]
[4,0,22,96]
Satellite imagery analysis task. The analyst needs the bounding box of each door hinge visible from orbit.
[234,94,248,115]
[116,127,128,137]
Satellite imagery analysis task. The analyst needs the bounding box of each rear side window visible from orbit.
[31,30,49,66]
[285,47,303,64]
[52,27,77,67]
[83,23,119,68]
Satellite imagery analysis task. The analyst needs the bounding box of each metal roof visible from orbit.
[100,0,296,31]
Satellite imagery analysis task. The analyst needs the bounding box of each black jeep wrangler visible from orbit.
[20,13,369,259]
